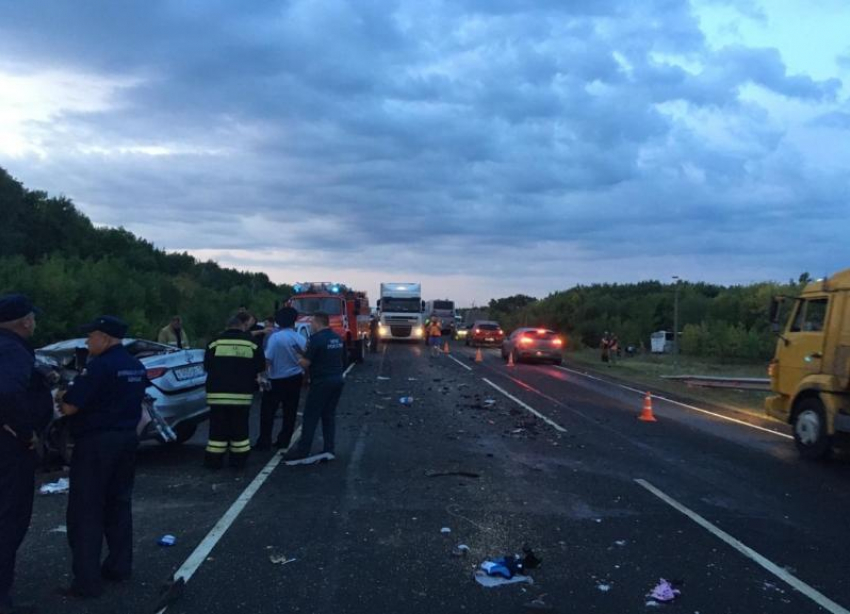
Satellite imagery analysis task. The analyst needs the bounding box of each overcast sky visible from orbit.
[1,0,848,305]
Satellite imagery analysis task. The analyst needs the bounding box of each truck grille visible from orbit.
[391,326,412,337]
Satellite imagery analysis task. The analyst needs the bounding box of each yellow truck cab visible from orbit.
[766,268,850,459]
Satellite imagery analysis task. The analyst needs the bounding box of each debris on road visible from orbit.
[377,376,391,381]
[452,544,470,557]
[523,594,554,610]
[157,534,177,547]
[425,470,481,478]
[49,525,67,534]
[39,477,69,495]
[269,554,297,565]
[647,578,681,603]
[399,396,414,406]
[474,570,534,588]
[441,527,452,534]
[597,582,612,592]
[284,452,335,466]
[614,539,627,546]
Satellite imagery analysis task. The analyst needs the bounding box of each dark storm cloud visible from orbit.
[0,0,847,296]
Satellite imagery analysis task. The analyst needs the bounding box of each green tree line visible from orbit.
[0,167,293,346]
[487,277,809,362]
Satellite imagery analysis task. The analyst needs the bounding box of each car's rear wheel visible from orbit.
[793,397,831,460]
[172,422,198,445]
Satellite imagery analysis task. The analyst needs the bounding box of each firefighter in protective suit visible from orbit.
[203,315,265,469]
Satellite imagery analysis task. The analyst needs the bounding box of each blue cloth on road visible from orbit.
[264,328,306,380]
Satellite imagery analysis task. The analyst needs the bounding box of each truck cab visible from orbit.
[424,299,457,336]
[377,283,424,341]
[766,268,850,459]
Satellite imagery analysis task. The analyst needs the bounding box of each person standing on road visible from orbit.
[428,318,442,357]
[58,316,147,600]
[255,307,306,451]
[157,316,189,349]
[283,312,344,463]
[203,315,265,469]
[0,294,53,614]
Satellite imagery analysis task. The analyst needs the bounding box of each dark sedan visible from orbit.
[501,328,564,364]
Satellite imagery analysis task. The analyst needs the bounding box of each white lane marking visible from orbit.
[555,365,792,440]
[635,479,850,614]
[448,354,473,371]
[160,364,357,611]
[482,378,567,433]
[166,450,285,591]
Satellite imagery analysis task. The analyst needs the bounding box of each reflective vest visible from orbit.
[203,329,265,406]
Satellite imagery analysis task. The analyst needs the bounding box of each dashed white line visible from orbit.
[447,353,473,371]
[555,365,792,440]
[636,478,850,614]
[482,378,567,433]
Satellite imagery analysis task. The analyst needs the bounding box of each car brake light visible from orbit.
[146,367,169,380]
[537,328,546,334]
[474,328,480,333]
[553,338,563,347]
[519,336,533,345]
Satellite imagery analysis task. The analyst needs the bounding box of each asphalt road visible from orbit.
[17,340,850,614]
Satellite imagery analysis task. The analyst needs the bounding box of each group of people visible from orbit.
[0,293,346,613]
[600,331,621,364]
[201,305,346,469]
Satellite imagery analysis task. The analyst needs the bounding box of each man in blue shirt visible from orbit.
[0,294,52,614]
[283,311,345,463]
[255,307,307,451]
[59,316,147,599]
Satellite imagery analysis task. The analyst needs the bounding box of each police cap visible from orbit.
[0,293,40,323]
[79,315,129,339]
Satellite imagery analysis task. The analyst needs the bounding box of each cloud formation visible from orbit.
[0,0,847,303]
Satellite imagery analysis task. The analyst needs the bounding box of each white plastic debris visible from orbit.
[452,544,470,557]
[597,582,612,592]
[39,478,69,495]
[474,570,533,588]
[49,525,68,534]
[269,554,297,565]
[614,540,627,546]
[377,376,391,381]
[648,578,680,603]
[440,527,452,534]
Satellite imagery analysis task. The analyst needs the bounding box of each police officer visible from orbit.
[283,311,345,463]
[59,316,147,599]
[0,294,52,614]
[203,315,265,469]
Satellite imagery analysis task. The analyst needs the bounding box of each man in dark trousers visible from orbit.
[0,294,53,614]
[283,311,345,464]
[203,315,265,469]
[59,316,147,599]
[255,307,306,451]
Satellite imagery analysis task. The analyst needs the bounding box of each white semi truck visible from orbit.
[377,283,424,341]
[424,299,457,336]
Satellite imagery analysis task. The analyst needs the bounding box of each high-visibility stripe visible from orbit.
[230,445,251,453]
[213,345,255,359]
[230,439,250,447]
[209,339,258,350]
[206,440,228,454]
[207,393,254,406]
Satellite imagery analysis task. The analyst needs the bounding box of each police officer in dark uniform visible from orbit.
[0,294,52,614]
[58,316,147,599]
[283,311,345,463]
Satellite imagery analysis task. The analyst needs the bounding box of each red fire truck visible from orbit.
[286,282,372,363]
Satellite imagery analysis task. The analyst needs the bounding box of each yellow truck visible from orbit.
[766,268,850,459]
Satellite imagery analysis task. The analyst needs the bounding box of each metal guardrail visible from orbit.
[661,375,771,391]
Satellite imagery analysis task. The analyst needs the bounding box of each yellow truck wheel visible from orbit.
[793,397,831,460]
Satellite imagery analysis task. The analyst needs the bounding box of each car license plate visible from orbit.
[485,338,494,342]
[174,364,204,381]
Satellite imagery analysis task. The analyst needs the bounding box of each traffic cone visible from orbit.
[507,351,515,367]
[639,392,657,422]
[443,340,450,354]
[475,348,483,363]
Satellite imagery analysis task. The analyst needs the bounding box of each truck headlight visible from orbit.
[378,325,387,337]
[413,326,423,337]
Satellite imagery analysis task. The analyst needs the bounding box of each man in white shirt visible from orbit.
[255,307,307,451]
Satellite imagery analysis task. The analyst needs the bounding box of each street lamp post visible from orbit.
[672,276,680,372]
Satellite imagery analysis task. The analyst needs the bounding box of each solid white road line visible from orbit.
[636,478,850,614]
[166,450,285,594]
[555,365,792,440]
[160,364,359,612]
[447,354,473,371]
[482,377,567,433]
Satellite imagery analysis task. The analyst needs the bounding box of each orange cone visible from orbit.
[475,348,483,363]
[507,351,515,367]
[639,392,657,422]
[443,340,450,354]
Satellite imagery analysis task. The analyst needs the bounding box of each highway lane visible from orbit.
[16,340,850,614]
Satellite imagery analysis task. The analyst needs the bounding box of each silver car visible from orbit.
[36,338,208,462]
